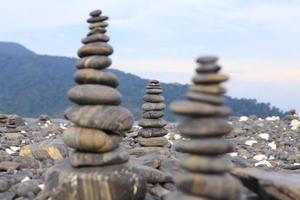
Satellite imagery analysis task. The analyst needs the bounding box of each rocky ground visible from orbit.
[0,114,299,200]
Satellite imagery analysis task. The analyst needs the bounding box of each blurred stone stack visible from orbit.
[138,80,168,147]
[0,113,7,127]
[39,115,50,124]
[166,56,241,200]
[43,10,146,200]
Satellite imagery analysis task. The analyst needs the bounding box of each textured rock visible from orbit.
[87,15,109,23]
[193,74,229,84]
[68,85,122,105]
[142,103,166,111]
[75,69,119,87]
[78,42,113,58]
[76,55,112,69]
[81,34,110,44]
[143,94,165,103]
[139,128,168,138]
[142,111,164,119]
[0,161,20,171]
[63,126,120,152]
[138,137,169,147]
[44,160,146,200]
[133,165,173,184]
[139,118,167,128]
[65,105,133,131]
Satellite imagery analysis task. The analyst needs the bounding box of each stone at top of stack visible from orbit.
[63,9,133,167]
[138,80,168,147]
[166,56,241,200]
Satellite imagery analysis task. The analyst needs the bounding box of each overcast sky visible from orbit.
[0,0,300,112]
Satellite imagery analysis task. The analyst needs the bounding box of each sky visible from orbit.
[0,0,300,113]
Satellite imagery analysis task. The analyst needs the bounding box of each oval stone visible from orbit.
[178,118,232,137]
[63,126,120,152]
[89,10,102,17]
[65,105,134,131]
[193,73,229,84]
[146,86,162,90]
[87,27,107,36]
[180,155,233,173]
[138,128,168,138]
[150,80,159,84]
[138,118,167,128]
[76,56,112,69]
[196,56,218,64]
[143,103,166,111]
[187,91,224,105]
[142,111,164,119]
[175,139,234,155]
[138,137,169,147]
[170,101,231,116]
[68,85,122,105]
[146,89,163,94]
[196,64,221,73]
[190,84,226,95]
[87,16,108,23]
[143,95,165,103]
[78,43,113,58]
[81,34,110,44]
[89,22,108,29]
[75,69,119,88]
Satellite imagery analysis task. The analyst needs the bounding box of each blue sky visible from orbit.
[0,0,300,113]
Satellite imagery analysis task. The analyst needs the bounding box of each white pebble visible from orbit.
[291,119,300,129]
[228,152,238,157]
[258,133,269,140]
[245,140,257,146]
[21,130,26,134]
[174,134,181,140]
[239,116,248,122]
[59,123,67,130]
[10,146,20,152]
[255,160,272,167]
[268,142,277,150]
[253,154,267,161]
[5,148,15,154]
[38,184,45,190]
[269,156,275,160]
[294,163,300,166]
[266,116,280,121]
[21,177,30,183]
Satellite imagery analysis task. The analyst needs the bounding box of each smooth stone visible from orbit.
[146,86,162,89]
[142,111,164,119]
[193,74,229,84]
[138,118,167,128]
[142,103,166,111]
[65,105,133,131]
[89,22,108,29]
[150,80,159,84]
[87,27,107,35]
[196,56,218,64]
[170,101,231,116]
[128,147,171,157]
[76,55,112,69]
[146,89,163,94]
[196,64,221,73]
[175,139,234,155]
[178,118,232,137]
[81,34,110,44]
[87,15,108,23]
[177,173,241,200]
[43,160,146,200]
[187,91,224,105]
[138,137,169,147]
[190,84,225,95]
[165,191,207,200]
[75,69,119,87]
[143,95,164,103]
[89,10,102,17]
[69,147,129,167]
[68,85,122,105]
[0,161,20,171]
[78,42,113,58]
[63,126,120,153]
[138,128,168,138]
[180,155,233,173]
[133,165,173,184]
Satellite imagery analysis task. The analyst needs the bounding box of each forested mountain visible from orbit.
[0,42,284,121]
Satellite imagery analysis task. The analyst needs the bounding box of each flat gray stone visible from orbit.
[78,42,113,58]
[142,103,166,111]
[138,128,168,137]
[187,91,224,105]
[138,118,167,128]
[75,69,119,87]
[68,85,122,105]
[81,34,110,44]
[89,22,108,29]
[193,73,229,84]
[133,165,173,184]
[89,10,102,17]
[142,111,164,119]
[65,105,133,131]
[87,27,107,36]
[190,84,225,95]
[146,89,163,94]
[70,147,128,167]
[138,137,169,147]
[87,15,108,23]
[170,101,231,116]
[196,56,218,64]
[143,95,164,103]
[76,55,112,69]
[196,64,221,73]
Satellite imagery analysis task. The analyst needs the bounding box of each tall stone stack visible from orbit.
[43,10,146,200]
[166,56,240,200]
[138,80,169,147]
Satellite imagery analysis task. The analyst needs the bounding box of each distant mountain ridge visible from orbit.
[0,42,285,121]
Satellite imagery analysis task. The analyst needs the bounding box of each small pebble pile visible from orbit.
[166,56,241,200]
[138,80,169,147]
[42,10,146,200]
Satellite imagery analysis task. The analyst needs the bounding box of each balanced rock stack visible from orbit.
[0,113,7,127]
[43,10,146,200]
[166,56,241,200]
[138,80,168,147]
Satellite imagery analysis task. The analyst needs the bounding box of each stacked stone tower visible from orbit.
[166,56,240,200]
[138,80,169,147]
[43,10,146,200]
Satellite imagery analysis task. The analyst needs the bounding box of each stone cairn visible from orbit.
[0,113,7,127]
[166,56,240,200]
[43,10,146,200]
[138,80,169,147]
